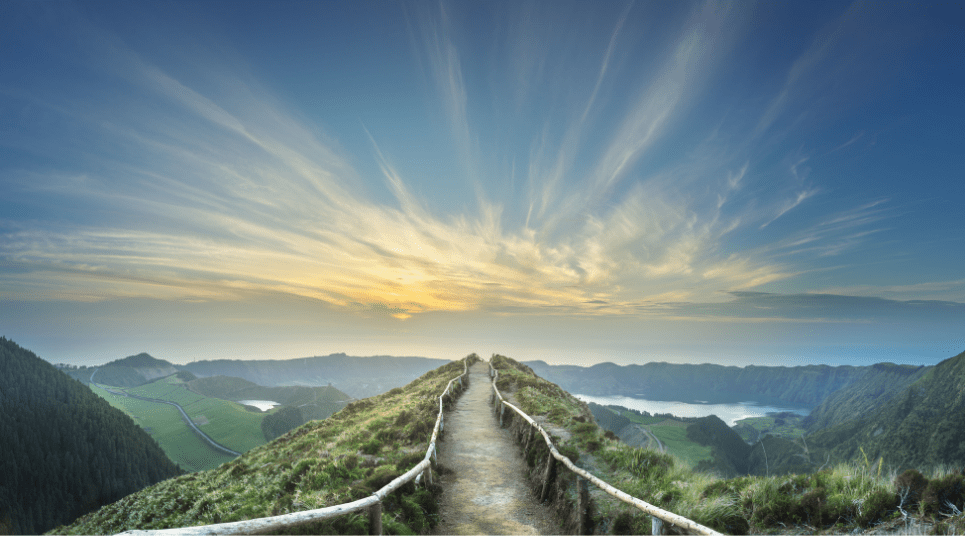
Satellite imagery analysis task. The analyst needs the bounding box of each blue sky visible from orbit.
[1,1,963,367]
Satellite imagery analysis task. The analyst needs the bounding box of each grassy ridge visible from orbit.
[52,355,479,535]
[491,354,965,535]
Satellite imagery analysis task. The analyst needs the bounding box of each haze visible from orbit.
[2,1,963,367]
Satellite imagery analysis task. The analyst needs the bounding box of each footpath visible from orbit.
[433,361,558,535]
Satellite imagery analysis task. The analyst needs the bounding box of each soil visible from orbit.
[433,362,560,535]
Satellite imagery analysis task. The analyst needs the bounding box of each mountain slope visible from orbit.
[0,337,182,535]
[810,351,965,470]
[93,353,179,387]
[803,362,930,432]
[525,360,866,407]
[52,356,476,535]
[180,354,449,398]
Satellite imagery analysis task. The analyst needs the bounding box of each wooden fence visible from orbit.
[119,357,472,536]
[488,362,723,536]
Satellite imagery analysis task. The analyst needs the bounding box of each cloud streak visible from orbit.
[0,0,939,332]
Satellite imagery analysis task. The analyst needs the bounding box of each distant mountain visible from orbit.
[180,354,450,398]
[803,362,930,432]
[526,360,867,407]
[809,351,965,470]
[0,337,182,535]
[93,352,179,387]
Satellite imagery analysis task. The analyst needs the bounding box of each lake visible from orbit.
[237,399,279,412]
[574,394,810,427]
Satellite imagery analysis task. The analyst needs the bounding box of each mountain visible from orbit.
[525,360,867,407]
[92,353,180,387]
[51,356,478,535]
[180,354,450,398]
[803,362,930,432]
[0,338,182,535]
[809,351,965,470]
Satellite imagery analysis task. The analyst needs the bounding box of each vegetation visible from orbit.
[186,375,351,422]
[262,406,307,442]
[732,412,808,443]
[99,374,269,454]
[808,350,965,471]
[0,337,182,535]
[51,354,480,535]
[491,353,965,534]
[89,382,237,472]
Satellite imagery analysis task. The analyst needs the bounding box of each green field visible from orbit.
[646,422,713,468]
[121,375,268,453]
[732,413,808,443]
[90,383,237,472]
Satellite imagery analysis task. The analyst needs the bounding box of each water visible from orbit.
[237,399,279,411]
[574,394,809,427]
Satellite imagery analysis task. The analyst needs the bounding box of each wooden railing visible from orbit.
[488,362,723,536]
[120,357,472,536]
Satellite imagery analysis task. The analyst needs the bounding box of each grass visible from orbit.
[89,383,237,472]
[647,424,714,468]
[490,354,965,535]
[109,375,269,454]
[52,354,479,535]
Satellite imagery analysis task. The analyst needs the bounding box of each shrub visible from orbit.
[922,474,965,515]
[895,469,929,508]
[857,488,898,527]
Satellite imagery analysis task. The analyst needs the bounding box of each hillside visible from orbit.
[810,350,965,471]
[0,338,182,535]
[186,375,351,422]
[493,354,965,534]
[803,362,930,432]
[93,353,180,387]
[51,356,476,535]
[526,360,866,407]
[180,354,449,398]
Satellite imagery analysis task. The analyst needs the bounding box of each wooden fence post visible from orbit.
[499,404,505,427]
[524,425,536,454]
[369,501,382,535]
[576,476,589,535]
[540,455,556,503]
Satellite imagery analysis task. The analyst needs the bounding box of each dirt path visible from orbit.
[434,361,559,535]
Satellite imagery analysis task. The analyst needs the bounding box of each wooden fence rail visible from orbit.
[488,362,723,536]
[120,357,472,536]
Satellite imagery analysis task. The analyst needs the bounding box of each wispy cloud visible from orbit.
[0,1,913,328]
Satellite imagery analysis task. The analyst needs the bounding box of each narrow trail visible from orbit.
[434,362,558,535]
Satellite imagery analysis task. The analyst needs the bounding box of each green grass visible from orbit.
[490,354,965,535]
[52,355,480,535]
[89,383,238,472]
[114,375,268,454]
[647,424,713,468]
[733,414,808,441]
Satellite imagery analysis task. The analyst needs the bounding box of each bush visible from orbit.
[922,474,965,515]
[895,469,929,508]
[857,488,898,527]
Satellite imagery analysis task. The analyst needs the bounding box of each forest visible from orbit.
[0,338,183,535]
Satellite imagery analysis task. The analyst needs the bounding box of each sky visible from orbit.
[1,1,963,368]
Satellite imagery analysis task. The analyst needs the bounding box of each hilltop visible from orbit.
[0,338,182,535]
